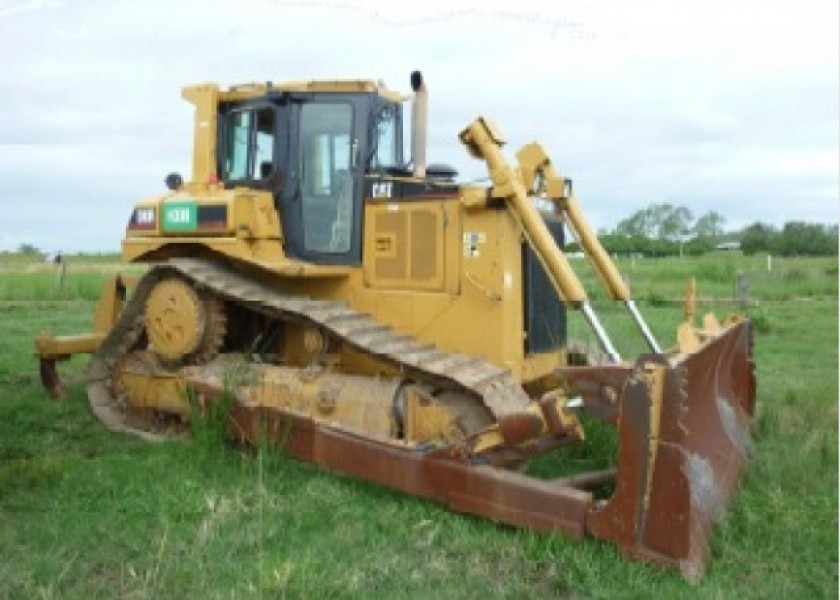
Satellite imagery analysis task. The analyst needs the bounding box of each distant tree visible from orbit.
[613,203,696,258]
[660,205,693,243]
[615,206,657,238]
[17,243,43,257]
[615,203,695,242]
[740,222,777,255]
[598,233,650,255]
[776,222,838,256]
[739,221,837,256]
[692,211,726,240]
[684,236,715,256]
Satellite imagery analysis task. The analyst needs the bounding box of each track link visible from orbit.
[87,258,531,436]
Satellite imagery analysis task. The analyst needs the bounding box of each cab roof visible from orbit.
[183,79,407,104]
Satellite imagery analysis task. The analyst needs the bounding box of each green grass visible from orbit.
[581,252,838,303]
[0,254,143,301]
[0,253,837,598]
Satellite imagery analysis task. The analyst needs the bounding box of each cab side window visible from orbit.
[223,108,275,182]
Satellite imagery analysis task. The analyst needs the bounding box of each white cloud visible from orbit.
[0,0,836,250]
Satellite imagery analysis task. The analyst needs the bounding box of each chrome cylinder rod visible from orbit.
[580,302,621,363]
[625,299,662,354]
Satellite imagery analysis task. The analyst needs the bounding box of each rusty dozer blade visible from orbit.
[587,318,755,580]
[182,318,754,580]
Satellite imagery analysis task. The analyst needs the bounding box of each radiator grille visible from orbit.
[374,211,407,279]
[410,210,437,281]
[523,215,567,353]
[367,204,444,291]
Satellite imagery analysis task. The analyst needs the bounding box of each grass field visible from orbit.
[0,252,837,598]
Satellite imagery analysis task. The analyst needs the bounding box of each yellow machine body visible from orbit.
[35,73,757,580]
[121,80,577,386]
[125,188,562,384]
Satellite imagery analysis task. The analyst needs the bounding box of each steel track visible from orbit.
[86,257,531,437]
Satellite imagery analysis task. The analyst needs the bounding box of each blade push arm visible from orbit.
[516,142,662,354]
[517,142,629,302]
[460,118,622,362]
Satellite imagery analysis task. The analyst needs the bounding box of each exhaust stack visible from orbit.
[410,71,427,178]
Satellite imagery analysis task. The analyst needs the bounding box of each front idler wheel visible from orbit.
[143,276,226,365]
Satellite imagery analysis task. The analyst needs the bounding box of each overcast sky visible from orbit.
[0,0,837,252]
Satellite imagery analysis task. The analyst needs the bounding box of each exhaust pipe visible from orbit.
[410,70,427,178]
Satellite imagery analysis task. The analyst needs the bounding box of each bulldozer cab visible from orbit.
[217,90,404,265]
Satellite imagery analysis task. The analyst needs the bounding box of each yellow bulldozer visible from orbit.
[35,72,755,580]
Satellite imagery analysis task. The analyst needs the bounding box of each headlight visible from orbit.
[136,208,155,224]
[128,206,156,230]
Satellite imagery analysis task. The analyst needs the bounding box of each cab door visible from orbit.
[280,95,367,265]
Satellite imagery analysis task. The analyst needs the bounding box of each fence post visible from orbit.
[737,271,749,310]
[53,252,66,294]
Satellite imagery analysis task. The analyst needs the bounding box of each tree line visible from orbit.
[565,202,837,257]
[6,204,837,259]
[739,222,838,256]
